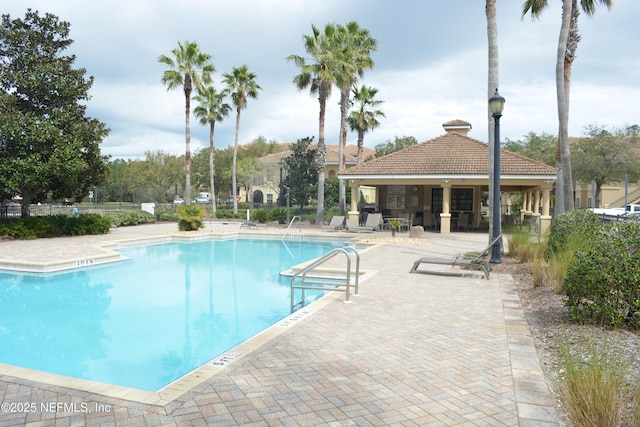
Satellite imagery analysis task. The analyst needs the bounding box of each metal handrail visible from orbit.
[290,246,360,312]
[281,215,302,240]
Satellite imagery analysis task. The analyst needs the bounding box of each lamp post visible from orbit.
[489,89,505,264]
[278,159,284,207]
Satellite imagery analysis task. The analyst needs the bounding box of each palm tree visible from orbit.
[223,65,262,215]
[193,86,231,217]
[487,0,500,245]
[287,23,345,225]
[159,41,214,205]
[334,22,377,215]
[522,0,612,214]
[348,85,385,166]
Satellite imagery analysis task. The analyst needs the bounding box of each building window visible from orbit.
[432,188,443,214]
[452,188,473,211]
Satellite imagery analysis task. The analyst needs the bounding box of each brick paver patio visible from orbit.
[0,222,563,426]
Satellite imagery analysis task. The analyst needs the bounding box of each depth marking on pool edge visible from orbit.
[211,352,242,367]
[279,309,311,327]
[76,259,95,267]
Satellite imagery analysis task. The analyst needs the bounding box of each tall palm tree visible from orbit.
[287,23,346,225]
[348,85,385,165]
[334,22,377,215]
[223,65,262,215]
[522,0,612,214]
[193,86,231,217]
[159,41,214,205]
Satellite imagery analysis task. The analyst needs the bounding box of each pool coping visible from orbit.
[0,231,378,406]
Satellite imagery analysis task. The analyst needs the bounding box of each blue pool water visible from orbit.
[0,238,345,391]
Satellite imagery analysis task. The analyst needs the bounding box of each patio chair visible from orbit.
[457,212,473,231]
[346,218,373,233]
[399,213,413,232]
[409,234,503,279]
[430,213,441,231]
[321,215,345,231]
[363,213,383,231]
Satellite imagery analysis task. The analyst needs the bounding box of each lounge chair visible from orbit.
[322,215,345,231]
[240,220,267,229]
[346,218,373,233]
[409,234,503,279]
[363,213,383,231]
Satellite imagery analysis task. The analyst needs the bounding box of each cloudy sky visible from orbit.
[6,0,640,159]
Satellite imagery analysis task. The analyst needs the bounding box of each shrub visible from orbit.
[0,214,111,239]
[159,211,179,222]
[563,221,640,327]
[250,208,269,223]
[69,213,112,235]
[177,205,205,231]
[546,209,601,257]
[105,211,155,227]
[216,209,237,219]
[268,207,287,224]
[0,222,37,239]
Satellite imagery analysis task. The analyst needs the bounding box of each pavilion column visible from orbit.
[348,180,359,221]
[504,192,512,215]
[533,189,541,215]
[440,181,452,234]
[540,185,552,234]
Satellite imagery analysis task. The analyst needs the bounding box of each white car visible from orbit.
[196,192,211,204]
[173,196,184,205]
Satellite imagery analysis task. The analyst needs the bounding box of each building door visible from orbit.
[432,188,443,214]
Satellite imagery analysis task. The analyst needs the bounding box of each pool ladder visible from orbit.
[290,246,360,313]
[282,215,303,240]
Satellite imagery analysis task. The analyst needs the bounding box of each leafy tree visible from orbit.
[503,132,557,166]
[522,0,613,214]
[333,21,377,215]
[348,85,385,165]
[159,40,214,206]
[193,85,231,216]
[572,124,640,207]
[374,136,418,157]
[223,65,262,215]
[282,137,318,209]
[288,23,346,224]
[0,10,109,217]
[243,136,283,158]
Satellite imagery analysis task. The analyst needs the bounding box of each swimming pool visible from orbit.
[0,237,346,391]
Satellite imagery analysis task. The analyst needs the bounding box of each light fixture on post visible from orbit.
[489,88,505,264]
[278,159,284,207]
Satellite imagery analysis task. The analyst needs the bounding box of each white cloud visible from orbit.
[5,0,639,158]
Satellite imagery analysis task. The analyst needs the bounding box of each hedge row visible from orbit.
[0,214,112,239]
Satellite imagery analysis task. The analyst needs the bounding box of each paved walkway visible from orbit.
[0,222,563,426]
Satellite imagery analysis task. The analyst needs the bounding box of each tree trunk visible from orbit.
[554,0,574,215]
[338,87,349,216]
[316,89,328,225]
[209,120,217,217]
[356,129,365,166]
[232,107,241,215]
[486,0,499,242]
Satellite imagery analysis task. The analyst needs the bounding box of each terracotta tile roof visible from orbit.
[339,132,557,177]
